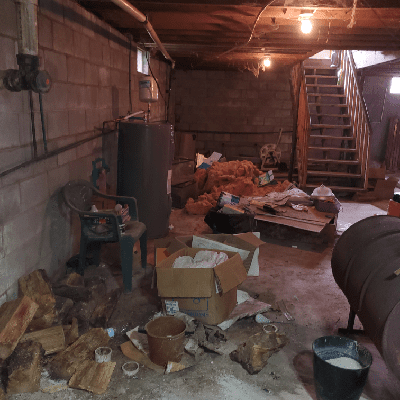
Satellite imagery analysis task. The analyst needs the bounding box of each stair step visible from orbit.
[306,84,343,88]
[305,75,338,79]
[308,159,360,165]
[305,184,365,192]
[308,146,357,152]
[307,93,346,98]
[311,124,352,129]
[311,113,350,118]
[307,171,361,178]
[309,135,354,140]
[309,103,348,108]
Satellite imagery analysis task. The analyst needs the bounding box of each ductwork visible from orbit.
[110,0,175,69]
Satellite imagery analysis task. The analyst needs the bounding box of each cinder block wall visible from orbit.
[0,0,170,302]
[173,69,293,162]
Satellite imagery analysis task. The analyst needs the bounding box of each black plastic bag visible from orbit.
[204,206,255,234]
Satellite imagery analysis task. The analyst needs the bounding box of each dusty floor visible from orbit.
[10,199,400,400]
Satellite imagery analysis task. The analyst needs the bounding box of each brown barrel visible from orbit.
[331,215,400,380]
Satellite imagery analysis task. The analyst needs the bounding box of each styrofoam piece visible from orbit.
[95,347,112,363]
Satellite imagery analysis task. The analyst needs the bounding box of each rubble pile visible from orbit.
[186,160,291,215]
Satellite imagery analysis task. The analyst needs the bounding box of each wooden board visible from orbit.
[21,325,66,356]
[63,317,79,346]
[49,328,109,380]
[69,359,116,395]
[18,269,57,331]
[0,296,39,360]
[7,340,43,394]
[120,341,164,373]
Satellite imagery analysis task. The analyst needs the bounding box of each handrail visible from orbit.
[347,51,373,135]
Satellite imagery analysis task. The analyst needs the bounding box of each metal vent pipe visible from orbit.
[110,0,175,68]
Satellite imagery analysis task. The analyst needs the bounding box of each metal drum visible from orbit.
[331,215,400,380]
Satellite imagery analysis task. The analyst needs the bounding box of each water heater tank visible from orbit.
[139,76,158,103]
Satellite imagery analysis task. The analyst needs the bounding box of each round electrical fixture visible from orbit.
[263,57,271,68]
[301,19,313,34]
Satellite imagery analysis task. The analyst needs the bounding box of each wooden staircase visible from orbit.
[298,55,371,192]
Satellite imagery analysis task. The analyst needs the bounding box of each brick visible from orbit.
[67,57,85,84]
[0,184,21,225]
[73,30,90,60]
[0,37,17,70]
[38,15,53,49]
[58,148,77,166]
[53,22,74,55]
[68,109,86,135]
[0,0,17,38]
[20,173,49,211]
[47,110,69,139]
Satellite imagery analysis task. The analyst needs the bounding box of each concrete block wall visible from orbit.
[0,0,170,302]
[173,69,293,162]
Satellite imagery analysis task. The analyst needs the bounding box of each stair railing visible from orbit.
[339,50,371,189]
[295,63,311,189]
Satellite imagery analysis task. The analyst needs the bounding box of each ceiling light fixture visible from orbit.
[299,10,314,34]
[263,56,271,68]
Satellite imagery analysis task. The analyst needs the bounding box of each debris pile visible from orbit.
[185,160,291,215]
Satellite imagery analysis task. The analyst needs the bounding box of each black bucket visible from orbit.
[313,336,372,400]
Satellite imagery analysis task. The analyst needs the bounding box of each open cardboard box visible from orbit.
[155,248,247,325]
[159,233,264,276]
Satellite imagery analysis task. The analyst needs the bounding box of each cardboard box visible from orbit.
[163,233,263,276]
[374,177,398,200]
[369,167,386,180]
[156,248,247,325]
[388,199,400,217]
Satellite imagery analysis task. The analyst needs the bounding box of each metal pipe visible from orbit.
[14,0,38,56]
[28,90,37,158]
[39,92,47,153]
[109,0,175,68]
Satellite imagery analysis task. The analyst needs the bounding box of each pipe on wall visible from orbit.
[109,0,175,68]
[14,0,39,56]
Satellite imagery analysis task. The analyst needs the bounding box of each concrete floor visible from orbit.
[10,199,400,400]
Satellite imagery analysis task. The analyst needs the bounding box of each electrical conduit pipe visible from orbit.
[109,0,175,68]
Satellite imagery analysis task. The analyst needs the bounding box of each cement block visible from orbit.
[0,0,17,38]
[98,87,112,109]
[47,164,70,195]
[84,86,99,109]
[85,108,100,131]
[53,22,74,55]
[32,158,58,176]
[0,183,21,225]
[38,15,53,49]
[20,173,49,212]
[85,63,99,86]
[0,113,21,149]
[0,89,24,114]
[73,30,90,60]
[67,57,85,84]
[58,148,77,166]
[0,37,17,70]
[67,84,86,109]
[44,83,69,111]
[68,109,86,135]
[44,50,67,82]
[89,39,103,65]
[111,48,124,70]
[248,116,264,126]
[38,0,64,24]
[102,44,111,67]
[63,1,83,33]
[99,67,111,86]
[68,156,92,181]
[275,91,290,100]
[47,110,69,139]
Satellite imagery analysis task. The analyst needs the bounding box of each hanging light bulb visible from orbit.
[300,19,313,34]
[299,10,314,34]
[263,57,271,68]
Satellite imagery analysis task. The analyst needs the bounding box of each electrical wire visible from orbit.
[146,52,166,103]
[216,0,276,59]
[347,0,358,29]
[28,90,38,158]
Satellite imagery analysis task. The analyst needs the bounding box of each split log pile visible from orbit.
[0,269,121,396]
[185,160,291,215]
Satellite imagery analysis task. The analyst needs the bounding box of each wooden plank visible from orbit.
[311,124,352,129]
[309,135,354,140]
[89,289,122,328]
[308,146,357,152]
[69,359,116,395]
[308,103,348,107]
[307,93,346,97]
[308,158,359,165]
[307,171,361,178]
[7,340,43,394]
[18,269,57,331]
[49,328,109,380]
[0,296,39,360]
[305,184,365,192]
[63,317,79,346]
[120,341,164,373]
[20,325,66,356]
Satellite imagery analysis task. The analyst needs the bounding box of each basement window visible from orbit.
[390,77,400,94]
[137,48,149,75]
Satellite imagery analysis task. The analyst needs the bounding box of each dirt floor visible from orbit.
[9,198,400,400]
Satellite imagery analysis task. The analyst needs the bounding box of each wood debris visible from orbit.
[63,317,79,346]
[21,325,66,356]
[68,359,116,395]
[0,296,39,360]
[18,269,57,331]
[49,328,109,380]
[120,341,164,373]
[90,288,122,327]
[7,340,43,394]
